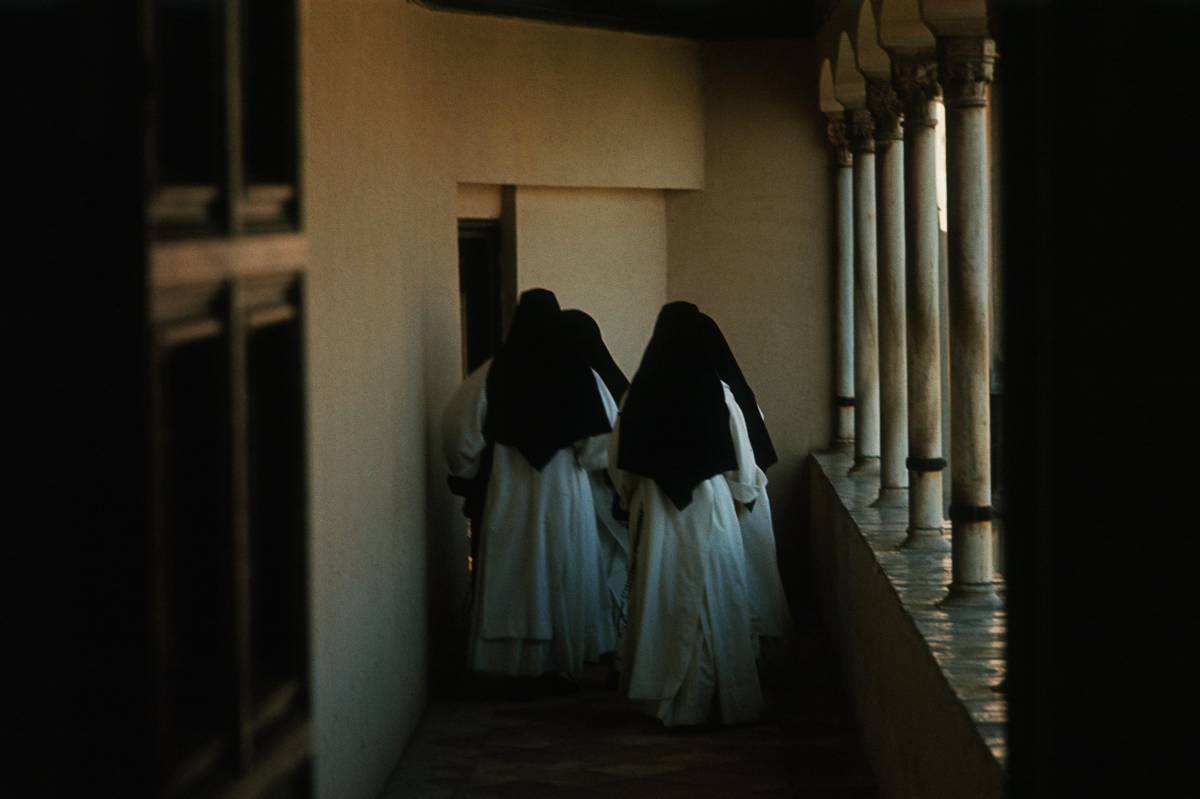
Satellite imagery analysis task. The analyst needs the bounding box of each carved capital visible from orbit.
[893,59,940,128]
[825,113,852,166]
[866,80,904,142]
[940,37,996,108]
[847,108,876,154]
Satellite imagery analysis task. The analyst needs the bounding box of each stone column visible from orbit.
[866,81,908,505]
[941,38,999,605]
[826,114,855,449]
[847,108,880,476]
[895,60,949,550]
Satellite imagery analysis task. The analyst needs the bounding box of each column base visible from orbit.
[836,406,855,446]
[871,486,909,507]
[939,582,1002,608]
[831,437,855,452]
[848,456,880,476]
[900,527,951,551]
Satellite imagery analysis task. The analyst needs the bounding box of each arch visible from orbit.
[834,31,867,109]
[918,0,989,37]
[879,0,936,55]
[819,59,843,114]
[855,1,891,82]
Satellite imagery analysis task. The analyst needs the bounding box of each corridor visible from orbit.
[42,0,1200,793]
[381,630,877,798]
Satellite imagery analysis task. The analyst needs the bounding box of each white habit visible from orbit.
[738,408,791,641]
[609,382,767,726]
[443,360,620,677]
[589,470,629,642]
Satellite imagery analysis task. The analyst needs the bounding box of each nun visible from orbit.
[697,312,792,647]
[442,289,619,682]
[561,309,631,654]
[608,302,766,726]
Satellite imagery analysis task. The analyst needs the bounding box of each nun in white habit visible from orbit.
[561,309,631,647]
[442,289,619,680]
[609,302,766,726]
[697,312,793,644]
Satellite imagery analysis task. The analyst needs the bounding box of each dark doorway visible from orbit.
[457,220,504,375]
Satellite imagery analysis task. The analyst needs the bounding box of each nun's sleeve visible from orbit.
[574,369,619,472]
[723,383,768,504]
[442,361,490,479]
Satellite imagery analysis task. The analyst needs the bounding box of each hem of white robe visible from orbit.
[739,496,792,641]
[471,614,617,677]
[631,617,763,727]
[626,550,763,727]
[469,627,617,678]
[469,636,557,677]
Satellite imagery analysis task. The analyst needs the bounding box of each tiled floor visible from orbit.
[381,632,878,798]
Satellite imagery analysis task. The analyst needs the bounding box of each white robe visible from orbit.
[442,360,619,677]
[737,408,792,641]
[608,382,766,726]
[589,470,629,641]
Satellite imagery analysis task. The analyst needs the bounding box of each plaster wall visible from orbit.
[516,186,669,376]
[665,38,834,611]
[303,3,700,796]
[457,183,503,220]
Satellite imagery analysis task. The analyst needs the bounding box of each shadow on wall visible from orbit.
[427,421,470,697]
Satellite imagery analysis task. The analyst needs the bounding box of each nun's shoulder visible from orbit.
[446,358,491,414]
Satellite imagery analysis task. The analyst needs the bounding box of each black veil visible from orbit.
[697,312,778,471]
[484,288,612,469]
[616,302,737,510]
[561,309,629,404]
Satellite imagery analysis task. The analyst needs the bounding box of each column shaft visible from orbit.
[848,109,880,475]
[942,38,999,604]
[835,162,855,446]
[874,128,908,505]
[827,114,855,449]
[897,62,948,549]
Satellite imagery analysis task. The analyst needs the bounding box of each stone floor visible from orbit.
[381,632,878,798]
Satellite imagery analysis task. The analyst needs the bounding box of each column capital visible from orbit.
[825,113,853,167]
[847,108,876,154]
[866,80,904,142]
[939,37,997,108]
[893,59,940,129]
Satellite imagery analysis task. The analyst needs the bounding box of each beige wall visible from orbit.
[517,187,668,376]
[303,3,702,797]
[457,183,503,220]
[430,17,704,190]
[666,39,834,607]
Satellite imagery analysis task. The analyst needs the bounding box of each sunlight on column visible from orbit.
[935,99,948,232]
